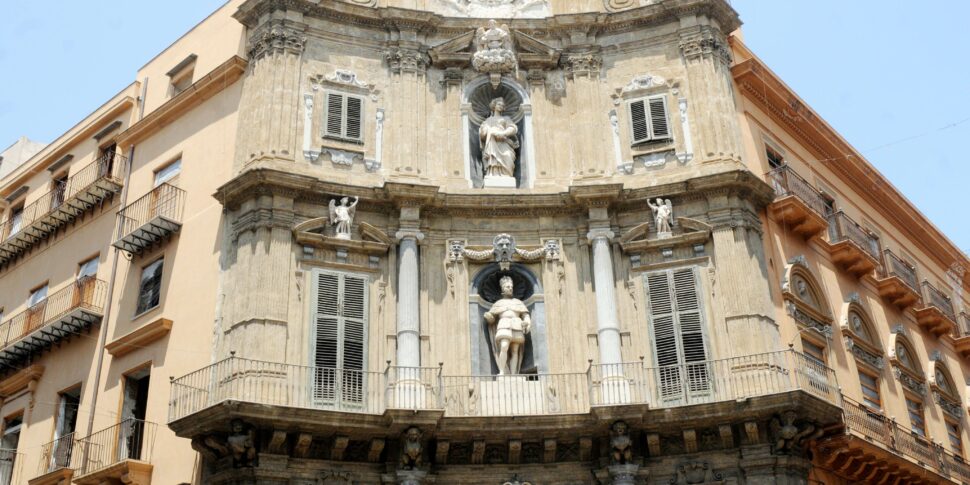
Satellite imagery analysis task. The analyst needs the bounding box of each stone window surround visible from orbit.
[302,70,381,170]
[780,257,834,342]
[840,298,885,374]
[610,74,693,171]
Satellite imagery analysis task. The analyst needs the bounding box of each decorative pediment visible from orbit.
[839,301,884,371]
[887,333,927,396]
[781,257,834,339]
[429,28,560,70]
[294,219,391,256]
[618,216,711,255]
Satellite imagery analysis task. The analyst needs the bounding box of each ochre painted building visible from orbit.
[0,1,968,484]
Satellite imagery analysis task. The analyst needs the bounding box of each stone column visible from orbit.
[394,205,424,407]
[589,228,622,366]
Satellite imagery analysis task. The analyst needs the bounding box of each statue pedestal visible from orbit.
[608,464,640,485]
[391,469,429,485]
[479,376,545,415]
[598,375,632,405]
[483,175,517,188]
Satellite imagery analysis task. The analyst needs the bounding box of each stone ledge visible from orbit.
[105,318,173,357]
[73,460,152,485]
[0,364,43,397]
[27,467,73,485]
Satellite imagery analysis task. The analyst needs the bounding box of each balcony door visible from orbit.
[50,387,80,470]
[0,416,21,485]
[644,267,711,406]
[311,269,368,410]
[119,369,150,462]
[25,284,49,336]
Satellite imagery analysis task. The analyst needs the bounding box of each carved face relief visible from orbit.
[895,343,912,368]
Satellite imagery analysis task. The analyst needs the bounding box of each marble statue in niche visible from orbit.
[328,196,359,239]
[480,97,520,187]
[648,198,673,237]
[484,276,532,375]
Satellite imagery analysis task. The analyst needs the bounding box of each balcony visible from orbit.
[0,278,106,373]
[169,350,840,430]
[70,419,157,485]
[818,396,969,484]
[112,183,185,257]
[31,434,75,485]
[953,313,970,359]
[913,281,958,337]
[825,211,880,278]
[0,153,126,268]
[765,165,829,240]
[874,249,921,310]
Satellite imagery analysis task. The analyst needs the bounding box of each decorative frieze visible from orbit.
[843,337,885,370]
[678,26,731,65]
[935,391,962,418]
[892,365,927,396]
[786,301,833,338]
[447,234,561,269]
[562,51,603,79]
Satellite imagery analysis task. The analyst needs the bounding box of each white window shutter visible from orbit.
[345,96,363,142]
[312,270,369,405]
[645,267,710,398]
[314,271,340,402]
[325,92,345,138]
[629,99,650,145]
[648,96,671,140]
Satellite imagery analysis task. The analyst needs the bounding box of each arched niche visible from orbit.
[930,361,963,419]
[469,263,548,375]
[781,257,834,343]
[888,331,927,397]
[840,297,885,373]
[462,76,536,189]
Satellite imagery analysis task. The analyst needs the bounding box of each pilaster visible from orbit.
[561,48,607,175]
[384,43,430,176]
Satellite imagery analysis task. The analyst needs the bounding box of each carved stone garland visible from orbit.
[446,234,562,297]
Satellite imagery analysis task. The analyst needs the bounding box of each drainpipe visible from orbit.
[83,145,135,438]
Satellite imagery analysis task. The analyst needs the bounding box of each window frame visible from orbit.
[322,90,365,144]
[134,257,164,317]
[906,395,927,437]
[28,282,49,308]
[858,369,881,410]
[153,158,182,188]
[77,255,100,281]
[947,419,964,457]
[627,93,672,146]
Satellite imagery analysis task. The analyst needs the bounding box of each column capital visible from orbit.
[587,228,615,242]
[396,229,425,242]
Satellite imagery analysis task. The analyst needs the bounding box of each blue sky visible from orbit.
[1,1,967,253]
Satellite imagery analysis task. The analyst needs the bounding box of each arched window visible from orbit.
[841,302,885,409]
[782,258,833,348]
[932,363,962,421]
[889,334,926,397]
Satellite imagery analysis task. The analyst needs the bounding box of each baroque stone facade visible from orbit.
[1,1,969,485]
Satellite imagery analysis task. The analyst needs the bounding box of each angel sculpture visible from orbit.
[328,196,359,239]
[648,198,674,235]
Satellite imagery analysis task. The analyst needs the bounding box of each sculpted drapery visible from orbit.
[479,97,519,178]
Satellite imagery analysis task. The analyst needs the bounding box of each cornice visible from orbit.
[232,0,739,46]
[117,56,248,147]
[732,38,970,289]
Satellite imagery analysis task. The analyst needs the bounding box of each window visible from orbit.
[98,143,117,178]
[906,397,926,437]
[51,172,68,208]
[312,269,368,404]
[323,91,364,143]
[766,146,785,169]
[167,55,197,97]
[858,371,880,409]
[29,284,49,308]
[78,256,99,281]
[628,95,671,145]
[0,414,22,484]
[7,205,24,238]
[153,159,181,188]
[171,70,193,96]
[120,367,150,460]
[802,338,826,366]
[948,420,964,456]
[136,258,163,315]
[644,267,710,400]
[51,386,81,470]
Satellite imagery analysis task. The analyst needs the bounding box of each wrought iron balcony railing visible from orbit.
[827,210,881,261]
[71,419,157,478]
[38,432,75,476]
[0,278,106,370]
[168,350,840,423]
[766,165,831,217]
[843,396,970,482]
[880,250,919,293]
[0,153,126,266]
[921,281,957,323]
[113,183,185,256]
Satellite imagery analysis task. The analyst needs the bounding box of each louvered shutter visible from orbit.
[345,96,363,142]
[341,274,368,403]
[325,92,345,139]
[645,267,710,400]
[314,271,341,402]
[672,268,709,392]
[312,270,369,406]
[629,99,650,144]
[648,96,671,140]
[646,271,681,398]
